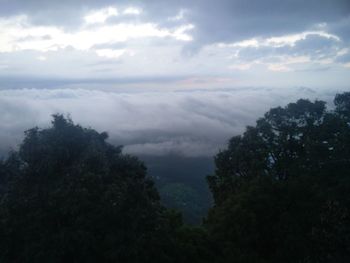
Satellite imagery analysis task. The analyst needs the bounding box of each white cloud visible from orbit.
[0,5,348,85]
[267,63,291,72]
[0,15,194,54]
[173,24,195,41]
[96,48,128,59]
[266,56,310,72]
[265,31,340,47]
[220,31,340,49]
[219,39,259,48]
[229,56,311,72]
[0,15,61,52]
[229,63,252,70]
[168,9,188,21]
[215,29,344,72]
[37,55,47,61]
[337,48,348,57]
[84,7,118,25]
[123,7,142,15]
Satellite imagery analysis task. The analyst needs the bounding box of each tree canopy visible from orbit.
[1,92,350,263]
[0,115,186,262]
[206,92,350,262]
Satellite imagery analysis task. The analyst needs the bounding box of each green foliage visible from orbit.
[334,92,350,119]
[206,93,350,262]
[0,114,181,262]
[160,183,205,224]
[143,155,213,225]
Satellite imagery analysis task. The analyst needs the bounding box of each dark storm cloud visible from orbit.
[1,0,349,46]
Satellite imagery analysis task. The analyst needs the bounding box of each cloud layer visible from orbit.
[0,0,349,157]
[0,86,341,157]
[0,0,349,84]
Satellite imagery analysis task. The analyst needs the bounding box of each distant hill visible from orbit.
[139,155,214,224]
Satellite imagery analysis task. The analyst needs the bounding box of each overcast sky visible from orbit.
[0,0,349,157]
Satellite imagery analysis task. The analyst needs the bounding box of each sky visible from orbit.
[0,0,349,157]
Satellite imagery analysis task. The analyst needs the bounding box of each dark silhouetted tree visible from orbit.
[206,93,350,263]
[0,115,189,263]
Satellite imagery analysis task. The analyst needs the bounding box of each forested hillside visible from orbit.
[141,155,214,224]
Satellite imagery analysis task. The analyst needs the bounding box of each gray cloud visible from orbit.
[0,0,349,159]
[0,0,349,45]
[0,86,340,158]
[236,33,342,62]
[219,32,350,73]
[0,0,349,82]
[336,52,350,63]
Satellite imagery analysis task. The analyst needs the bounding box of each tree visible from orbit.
[206,93,350,262]
[334,91,350,119]
[0,115,180,263]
